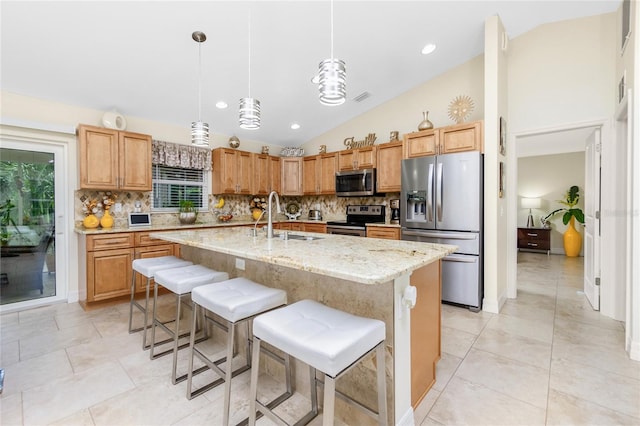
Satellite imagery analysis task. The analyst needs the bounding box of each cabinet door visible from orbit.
[440,120,483,154]
[338,150,356,171]
[281,157,303,195]
[404,130,438,158]
[79,125,119,189]
[119,131,152,191]
[269,156,281,193]
[303,156,319,195]
[376,141,403,192]
[318,153,337,194]
[236,150,253,194]
[134,244,176,292]
[367,226,400,240]
[290,223,304,231]
[252,154,270,195]
[87,248,134,301]
[356,146,376,169]
[212,148,237,194]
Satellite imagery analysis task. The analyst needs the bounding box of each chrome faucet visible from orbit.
[266,190,282,238]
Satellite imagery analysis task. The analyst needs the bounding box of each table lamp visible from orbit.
[521,197,541,228]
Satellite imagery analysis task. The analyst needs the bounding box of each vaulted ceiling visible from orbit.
[0,1,620,147]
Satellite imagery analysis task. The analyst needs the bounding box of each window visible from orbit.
[152,164,207,211]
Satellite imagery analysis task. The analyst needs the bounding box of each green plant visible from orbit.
[178,200,196,213]
[0,199,21,244]
[543,185,585,225]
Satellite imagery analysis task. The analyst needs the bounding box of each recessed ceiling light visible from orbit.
[421,43,437,55]
[215,101,228,109]
[290,123,301,130]
[311,75,320,84]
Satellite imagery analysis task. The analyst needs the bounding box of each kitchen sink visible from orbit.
[282,233,323,241]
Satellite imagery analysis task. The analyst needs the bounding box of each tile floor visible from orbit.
[1,252,638,425]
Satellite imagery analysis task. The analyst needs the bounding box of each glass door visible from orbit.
[0,142,65,309]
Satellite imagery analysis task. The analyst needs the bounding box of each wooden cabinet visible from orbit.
[517,227,550,254]
[440,120,483,154]
[280,157,303,196]
[366,225,400,240]
[303,153,337,195]
[410,261,441,407]
[252,154,281,195]
[78,124,152,190]
[403,120,483,158]
[404,128,438,158]
[376,141,403,193]
[85,233,135,302]
[302,223,327,233]
[338,146,376,171]
[212,148,252,195]
[84,231,179,303]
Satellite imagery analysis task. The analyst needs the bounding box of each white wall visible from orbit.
[518,152,586,254]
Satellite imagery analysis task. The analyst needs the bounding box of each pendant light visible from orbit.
[191,31,209,146]
[318,0,346,106]
[239,11,260,129]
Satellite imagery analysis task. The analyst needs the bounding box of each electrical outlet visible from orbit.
[114,202,123,213]
[235,258,245,271]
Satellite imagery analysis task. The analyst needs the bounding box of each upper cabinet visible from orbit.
[338,146,377,171]
[303,153,337,195]
[252,154,281,195]
[376,141,403,193]
[404,120,484,158]
[281,157,303,196]
[78,124,152,191]
[212,148,252,195]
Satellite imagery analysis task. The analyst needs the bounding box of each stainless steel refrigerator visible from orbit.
[401,151,483,311]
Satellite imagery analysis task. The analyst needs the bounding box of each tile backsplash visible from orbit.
[74,190,401,228]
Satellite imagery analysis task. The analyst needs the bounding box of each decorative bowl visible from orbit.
[217,213,233,222]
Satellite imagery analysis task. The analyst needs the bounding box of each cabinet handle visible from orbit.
[527,243,538,247]
[527,233,538,237]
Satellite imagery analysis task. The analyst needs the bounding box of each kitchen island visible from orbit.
[150,227,455,425]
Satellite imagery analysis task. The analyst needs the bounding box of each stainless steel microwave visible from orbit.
[335,168,376,197]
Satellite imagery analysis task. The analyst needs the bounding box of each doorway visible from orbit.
[0,136,68,312]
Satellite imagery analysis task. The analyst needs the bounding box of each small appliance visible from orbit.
[390,199,400,224]
[335,168,376,197]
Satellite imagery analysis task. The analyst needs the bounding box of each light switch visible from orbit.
[114,202,123,212]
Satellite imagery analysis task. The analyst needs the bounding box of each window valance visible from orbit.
[151,140,212,171]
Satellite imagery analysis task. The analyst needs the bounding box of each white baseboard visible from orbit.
[66,290,80,303]
[627,336,640,361]
[397,406,415,426]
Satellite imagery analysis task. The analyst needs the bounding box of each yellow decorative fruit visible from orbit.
[214,198,225,209]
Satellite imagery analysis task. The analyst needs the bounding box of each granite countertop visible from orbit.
[366,223,401,228]
[73,217,334,235]
[150,227,455,285]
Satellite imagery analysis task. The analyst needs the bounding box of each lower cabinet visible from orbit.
[84,231,178,303]
[366,225,400,240]
[274,222,326,233]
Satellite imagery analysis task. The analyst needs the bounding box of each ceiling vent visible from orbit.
[353,91,371,102]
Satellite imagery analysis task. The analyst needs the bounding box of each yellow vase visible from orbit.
[252,209,264,220]
[563,216,582,257]
[100,209,114,228]
[83,214,99,229]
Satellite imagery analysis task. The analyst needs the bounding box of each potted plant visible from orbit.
[542,185,584,257]
[178,200,198,225]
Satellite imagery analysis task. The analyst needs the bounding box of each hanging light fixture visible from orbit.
[239,11,260,129]
[191,31,209,146]
[318,0,346,106]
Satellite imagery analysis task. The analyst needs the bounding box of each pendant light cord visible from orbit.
[248,11,252,97]
[330,0,334,59]
[198,40,202,122]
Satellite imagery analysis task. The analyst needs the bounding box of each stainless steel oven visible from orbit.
[326,205,385,237]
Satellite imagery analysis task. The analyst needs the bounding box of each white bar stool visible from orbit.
[187,277,288,426]
[129,256,193,349]
[150,264,229,384]
[249,299,388,426]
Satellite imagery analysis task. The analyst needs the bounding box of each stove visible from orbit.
[326,205,385,237]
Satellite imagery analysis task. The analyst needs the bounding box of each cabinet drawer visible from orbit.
[87,233,135,251]
[135,231,168,246]
[517,229,549,242]
[518,239,550,250]
[367,227,400,240]
[304,223,327,234]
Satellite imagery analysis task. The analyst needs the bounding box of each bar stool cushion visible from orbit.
[253,299,385,377]
[154,264,229,295]
[192,277,287,323]
[132,256,192,278]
